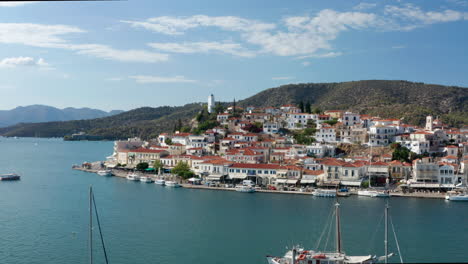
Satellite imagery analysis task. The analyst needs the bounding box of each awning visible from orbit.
[188,177,201,182]
[145,168,155,171]
[286,179,298,184]
[275,179,287,183]
[206,175,223,181]
[229,175,247,179]
[340,180,362,187]
[300,179,316,184]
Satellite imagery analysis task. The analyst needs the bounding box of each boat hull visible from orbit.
[446,195,468,201]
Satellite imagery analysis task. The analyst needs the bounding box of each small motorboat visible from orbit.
[155,179,166,186]
[97,170,113,177]
[0,173,20,181]
[446,190,468,201]
[235,185,256,193]
[139,176,154,183]
[165,181,181,188]
[312,189,336,197]
[126,173,140,181]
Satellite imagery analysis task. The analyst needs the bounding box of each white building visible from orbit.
[368,125,397,146]
[315,123,336,143]
[208,94,215,113]
[263,121,281,134]
[341,112,361,126]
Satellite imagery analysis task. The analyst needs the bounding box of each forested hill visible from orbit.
[239,80,467,126]
[0,104,203,139]
[0,80,466,139]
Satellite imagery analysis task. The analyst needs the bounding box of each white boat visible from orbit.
[445,190,468,201]
[267,201,400,264]
[139,176,154,183]
[155,179,166,186]
[126,173,140,181]
[313,189,337,197]
[358,190,390,198]
[165,181,181,188]
[97,170,112,177]
[0,173,20,181]
[235,185,256,193]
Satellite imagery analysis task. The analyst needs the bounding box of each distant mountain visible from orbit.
[0,105,124,127]
[0,80,466,139]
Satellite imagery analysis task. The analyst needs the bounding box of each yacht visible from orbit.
[312,189,336,197]
[139,176,154,183]
[445,190,468,201]
[165,181,181,188]
[235,185,256,193]
[97,170,112,177]
[126,173,140,181]
[155,179,166,186]
[0,173,21,181]
[266,201,400,264]
[358,190,390,198]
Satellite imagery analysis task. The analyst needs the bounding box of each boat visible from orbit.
[235,185,256,193]
[165,181,181,188]
[155,179,166,186]
[337,189,350,197]
[0,173,20,181]
[97,170,112,177]
[266,200,401,264]
[312,189,336,197]
[126,173,140,181]
[445,190,468,201]
[358,190,390,198]
[139,176,154,183]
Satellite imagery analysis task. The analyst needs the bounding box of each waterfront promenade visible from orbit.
[73,165,447,199]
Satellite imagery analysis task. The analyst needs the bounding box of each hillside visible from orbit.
[0,104,202,139]
[0,80,466,139]
[0,105,123,127]
[239,80,468,127]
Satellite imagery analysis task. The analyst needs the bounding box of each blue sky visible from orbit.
[0,0,467,111]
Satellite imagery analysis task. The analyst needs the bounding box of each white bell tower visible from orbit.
[425,115,433,131]
[207,94,215,113]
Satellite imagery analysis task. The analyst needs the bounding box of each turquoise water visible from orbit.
[1,137,467,264]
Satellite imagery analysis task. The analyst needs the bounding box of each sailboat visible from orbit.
[358,145,389,198]
[266,199,402,264]
[88,186,110,264]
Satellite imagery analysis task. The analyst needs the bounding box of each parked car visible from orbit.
[267,185,277,190]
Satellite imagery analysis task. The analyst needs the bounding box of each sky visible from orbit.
[0,0,467,111]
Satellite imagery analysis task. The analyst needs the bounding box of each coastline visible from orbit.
[73,166,447,199]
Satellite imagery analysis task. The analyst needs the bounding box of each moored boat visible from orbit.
[155,179,166,186]
[165,181,181,188]
[312,189,336,197]
[358,190,390,198]
[445,190,468,201]
[97,170,113,177]
[126,173,140,181]
[139,176,154,183]
[0,173,20,181]
[235,185,256,193]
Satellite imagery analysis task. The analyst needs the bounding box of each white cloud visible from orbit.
[0,2,35,7]
[148,41,255,57]
[302,61,311,66]
[130,75,197,84]
[107,77,124,81]
[0,23,169,63]
[0,56,50,68]
[384,4,468,30]
[272,76,294,80]
[353,2,378,10]
[122,15,275,35]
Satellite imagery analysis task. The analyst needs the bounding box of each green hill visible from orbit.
[239,80,468,126]
[0,80,466,139]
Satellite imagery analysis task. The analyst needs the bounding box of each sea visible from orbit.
[1,137,467,264]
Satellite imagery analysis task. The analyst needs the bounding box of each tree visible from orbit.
[312,107,322,114]
[171,161,194,179]
[165,138,173,145]
[305,102,311,113]
[298,101,305,113]
[392,145,410,162]
[153,160,164,172]
[136,162,149,171]
[323,118,338,126]
[214,102,225,114]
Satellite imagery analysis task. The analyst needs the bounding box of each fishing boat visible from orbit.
[97,170,112,177]
[312,189,336,197]
[358,146,390,198]
[235,185,256,193]
[445,190,468,201]
[266,200,401,264]
[0,173,20,181]
[126,173,140,181]
[337,189,350,197]
[139,176,154,183]
[154,179,166,186]
[165,181,181,188]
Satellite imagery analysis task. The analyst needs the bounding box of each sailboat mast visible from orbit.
[384,199,389,264]
[89,186,93,264]
[369,144,373,188]
[335,202,342,254]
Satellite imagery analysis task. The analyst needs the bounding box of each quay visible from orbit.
[72,164,447,199]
